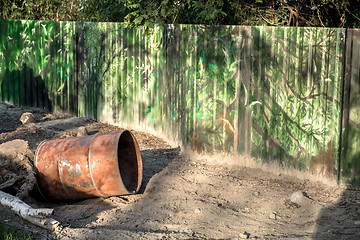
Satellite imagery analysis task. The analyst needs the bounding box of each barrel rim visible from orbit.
[119,130,143,194]
[34,140,47,167]
[33,140,50,201]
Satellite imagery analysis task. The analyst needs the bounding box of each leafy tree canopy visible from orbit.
[122,0,360,28]
[0,0,81,21]
[0,0,130,22]
[0,0,360,29]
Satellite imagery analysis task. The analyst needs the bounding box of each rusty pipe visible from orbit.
[34,131,142,200]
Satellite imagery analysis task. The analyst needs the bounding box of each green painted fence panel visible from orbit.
[0,19,77,112]
[341,29,360,186]
[1,19,359,186]
[250,27,345,178]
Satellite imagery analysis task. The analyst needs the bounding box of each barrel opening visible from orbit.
[117,131,141,193]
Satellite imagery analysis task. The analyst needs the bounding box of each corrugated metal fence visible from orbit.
[0,19,359,186]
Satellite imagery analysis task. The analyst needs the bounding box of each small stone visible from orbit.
[194,208,201,214]
[355,221,360,225]
[77,126,88,137]
[253,191,260,197]
[290,191,307,206]
[269,213,277,220]
[20,112,36,125]
[239,232,249,239]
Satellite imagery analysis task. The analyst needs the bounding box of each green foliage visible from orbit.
[122,0,360,30]
[78,0,130,23]
[0,0,82,21]
[0,220,31,240]
[0,0,129,23]
[1,0,360,30]
[191,1,226,25]
[123,0,188,31]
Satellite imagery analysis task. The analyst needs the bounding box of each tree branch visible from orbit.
[255,89,311,137]
[0,190,61,230]
[252,120,299,164]
[284,118,307,155]
[277,0,311,26]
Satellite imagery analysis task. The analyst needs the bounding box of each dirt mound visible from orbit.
[0,139,36,200]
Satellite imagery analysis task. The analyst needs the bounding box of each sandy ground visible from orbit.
[0,102,360,240]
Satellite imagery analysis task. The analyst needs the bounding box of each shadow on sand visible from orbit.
[313,189,360,240]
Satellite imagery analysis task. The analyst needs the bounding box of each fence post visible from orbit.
[338,28,350,184]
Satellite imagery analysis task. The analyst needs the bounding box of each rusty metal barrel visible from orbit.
[34,131,142,200]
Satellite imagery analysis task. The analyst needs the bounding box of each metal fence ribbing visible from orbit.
[0,19,359,186]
